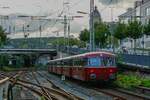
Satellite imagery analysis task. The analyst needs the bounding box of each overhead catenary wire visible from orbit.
[100,0,113,12]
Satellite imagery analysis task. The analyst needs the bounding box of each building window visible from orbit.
[146,7,150,16]
[145,18,150,24]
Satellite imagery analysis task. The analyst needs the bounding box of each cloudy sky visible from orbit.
[0,0,139,38]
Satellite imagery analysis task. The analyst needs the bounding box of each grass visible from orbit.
[141,79,150,88]
[1,66,17,72]
[115,72,150,89]
[40,96,46,100]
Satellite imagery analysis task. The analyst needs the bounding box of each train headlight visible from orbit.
[109,69,113,73]
[90,74,96,79]
[90,69,94,73]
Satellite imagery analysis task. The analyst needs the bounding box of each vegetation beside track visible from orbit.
[115,72,150,89]
[0,66,36,72]
[1,66,18,72]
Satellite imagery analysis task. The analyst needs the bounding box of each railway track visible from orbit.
[31,71,55,100]
[34,71,84,100]
[43,72,150,100]
[19,71,150,100]
[2,71,53,100]
[0,72,9,84]
[135,86,150,94]
[2,70,150,100]
[94,87,150,100]
[0,71,23,83]
[1,70,84,100]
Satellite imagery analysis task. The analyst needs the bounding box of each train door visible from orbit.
[86,57,103,80]
[101,56,116,80]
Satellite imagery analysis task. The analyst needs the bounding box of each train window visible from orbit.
[73,59,79,66]
[54,62,57,66]
[57,61,61,66]
[79,58,87,66]
[87,57,101,67]
[60,61,64,66]
[102,57,116,67]
[61,59,72,66]
[63,61,68,66]
[73,58,87,66]
[67,59,73,66]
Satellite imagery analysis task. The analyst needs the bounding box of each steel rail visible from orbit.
[31,71,53,100]
[95,87,150,100]
[37,72,84,100]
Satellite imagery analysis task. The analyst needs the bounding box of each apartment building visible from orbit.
[118,0,150,48]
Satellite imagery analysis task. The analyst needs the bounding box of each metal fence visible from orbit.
[121,54,150,67]
[64,47,150,67]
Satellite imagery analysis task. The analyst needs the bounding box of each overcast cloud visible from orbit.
[98,0,141,5]
[0,0,137,38]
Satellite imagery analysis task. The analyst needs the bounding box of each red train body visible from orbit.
[47,52,117,82]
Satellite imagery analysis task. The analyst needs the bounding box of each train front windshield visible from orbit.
[102,57,116,67]
[87,57,116,67]
[87,57,101,67]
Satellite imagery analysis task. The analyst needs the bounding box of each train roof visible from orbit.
[48,51,115,63]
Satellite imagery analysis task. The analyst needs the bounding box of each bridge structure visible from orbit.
[0,49,57,67]
[0,49,57,55]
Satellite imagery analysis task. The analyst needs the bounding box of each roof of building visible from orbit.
[118,8,135,18]
[119,0,150,18]
[93,6,101,22]
[93,6,101,17]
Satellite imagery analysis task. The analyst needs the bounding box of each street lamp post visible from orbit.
[140,1,145,54]
[77,0,95,52]
[90,0,95,51]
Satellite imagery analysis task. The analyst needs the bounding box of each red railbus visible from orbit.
[48,52,117,82]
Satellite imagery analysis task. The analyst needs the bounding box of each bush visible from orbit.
[141,79,150,88]
[115,73,150,88]
[116,74,141,89]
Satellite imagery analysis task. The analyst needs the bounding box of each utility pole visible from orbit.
[22,25,25,37]
[56,31,59,53]
[63,0,70,52]
[140,1,144,54]
[110,6,115,52]
[22,25,25,48]
[64,15,67,50]
[66,1,70,54]
[52,30,62,53]
[39,25,42,49]
[90,0,95,51]
[67,19,70,54]
[13,26,15,34]
[8,25,11,34]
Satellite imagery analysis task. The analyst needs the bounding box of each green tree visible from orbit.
[126,20,143,51]
[114,22,127,45]
[144,20,150,36]
[0,26,6,46]
[79,29,89,42]
[50,38,86,48]
[79,22,110,48]
[95,22,110,48]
